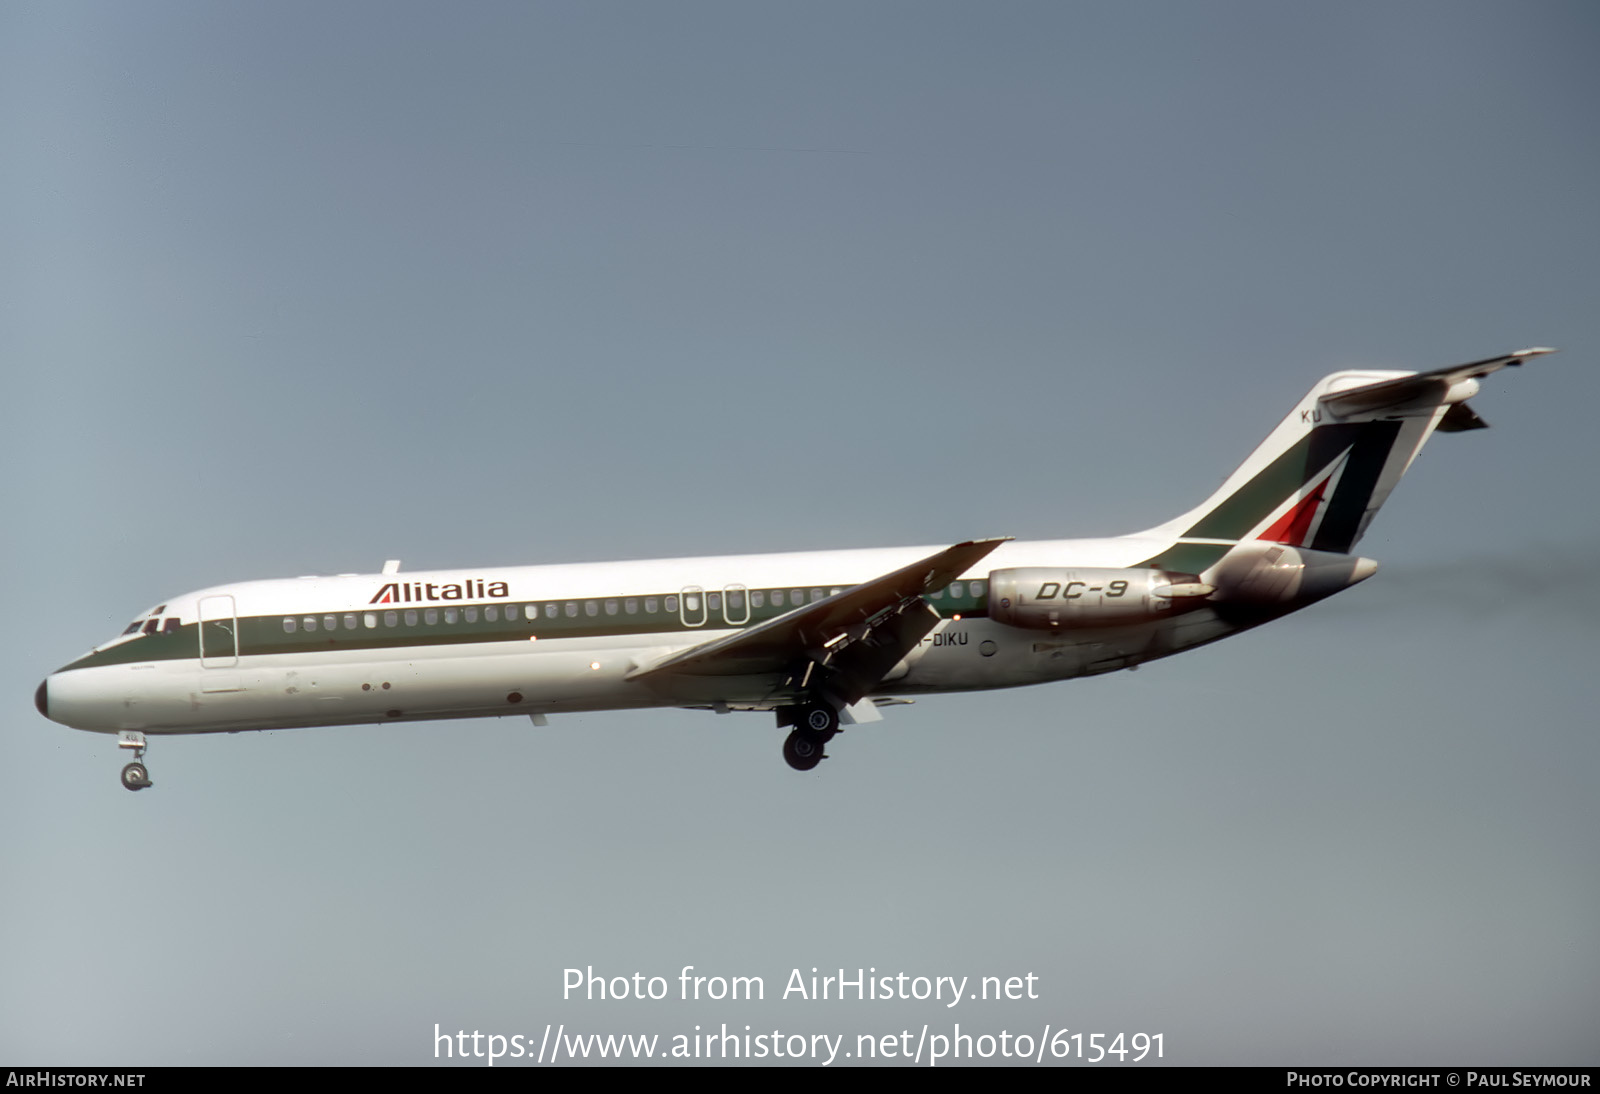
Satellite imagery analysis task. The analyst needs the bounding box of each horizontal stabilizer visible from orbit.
[1320,347,1555,418]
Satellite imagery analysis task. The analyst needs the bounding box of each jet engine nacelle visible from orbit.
[987,567,1214,631]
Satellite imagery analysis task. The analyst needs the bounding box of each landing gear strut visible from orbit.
[118,731,152,791]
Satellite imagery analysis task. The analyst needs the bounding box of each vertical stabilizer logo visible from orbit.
[370,580,510,604]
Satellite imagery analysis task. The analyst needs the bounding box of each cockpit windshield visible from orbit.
[121,604,170,638]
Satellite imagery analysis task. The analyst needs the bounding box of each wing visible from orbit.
[628,537,1009,705]
[1320,347,1555,419]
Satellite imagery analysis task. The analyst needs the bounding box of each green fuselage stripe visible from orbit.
[60,586,993,671]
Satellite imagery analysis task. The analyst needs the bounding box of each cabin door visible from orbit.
[198,595,239,669]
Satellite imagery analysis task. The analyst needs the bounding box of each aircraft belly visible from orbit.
[52,639,684,733]
[632,672,789,705]
[256,641,665,725]
[891,612,1241,692]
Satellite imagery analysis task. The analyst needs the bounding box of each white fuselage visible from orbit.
[40,534,1254,737]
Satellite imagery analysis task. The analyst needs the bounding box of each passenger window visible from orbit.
[485,606,499,622]
[929,589,944,600]
[645,597,658,613]
[809,589,823,603]
[604,599,618,616]
[525,605,538,620]
[465,607,479,623]
[444,608,459,624]
[424,608,438,625]
[565,602,578,618]
[707,592,721,612]
[751,591,765,608]
[384,611,398,627]
[584,601,598,617]
[324,614,338,631]
[624,598,637,614]
[949,582,964,599]
[364,613,378,629]
[970,580,985,597]
[545,603,558,619]
[283,618,297,634]
[791,590,804,606]
[665,595,678,613]
[344,614,357,629]
[404,610,418,626]
[303,617,318,632]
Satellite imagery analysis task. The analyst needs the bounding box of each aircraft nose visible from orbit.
[35,677,49,719]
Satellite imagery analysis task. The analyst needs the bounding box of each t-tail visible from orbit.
[1134,348,1555,583]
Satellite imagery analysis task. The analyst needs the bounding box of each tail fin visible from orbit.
[1136,348,1554,573]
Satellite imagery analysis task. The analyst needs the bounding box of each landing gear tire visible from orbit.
[801,701,840,737]
[783,729,827,772]
[120,762,151,792]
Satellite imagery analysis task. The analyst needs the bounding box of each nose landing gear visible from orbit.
[118,731,152,791]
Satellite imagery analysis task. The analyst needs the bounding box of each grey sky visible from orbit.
[3,1,1596,1065]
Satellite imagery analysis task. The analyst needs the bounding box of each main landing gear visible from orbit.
[118,731,152,792]
[781,702,840,772]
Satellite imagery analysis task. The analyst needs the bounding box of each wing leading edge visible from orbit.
[628,537,1010,705]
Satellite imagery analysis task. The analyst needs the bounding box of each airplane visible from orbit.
[36,348,1554,790]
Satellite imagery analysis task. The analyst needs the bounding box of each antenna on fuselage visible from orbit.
[382,560,401,574]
